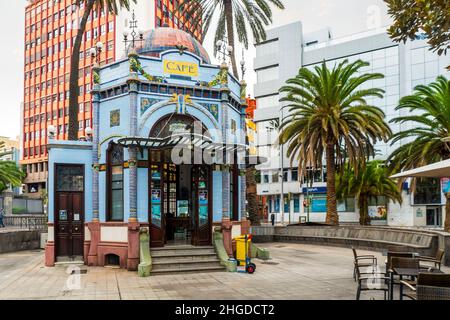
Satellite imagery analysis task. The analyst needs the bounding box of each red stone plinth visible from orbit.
[221,218,233,257]
[44,241,55,267]
[127,222,140,271]
[87,221,100,266]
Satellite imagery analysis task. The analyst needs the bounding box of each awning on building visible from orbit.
[117,133,249,160]
[390,159,450,179]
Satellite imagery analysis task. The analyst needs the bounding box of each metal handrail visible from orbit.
[3,215,48,231]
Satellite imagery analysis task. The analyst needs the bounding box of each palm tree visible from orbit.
[388,76,450,171]
[336,161,402,225]
[279,60,392,225]
[388,76,450,230]
[68,0,135,141]
[0,162,25,193]
[178,0,285,77]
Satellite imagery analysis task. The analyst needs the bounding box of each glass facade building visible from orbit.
[253,22,450,227]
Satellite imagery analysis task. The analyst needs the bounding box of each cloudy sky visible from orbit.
[0,0,392,139]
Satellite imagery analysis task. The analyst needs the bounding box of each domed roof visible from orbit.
[135,27,210,64]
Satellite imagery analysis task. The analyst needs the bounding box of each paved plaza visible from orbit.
[1,243,446,300]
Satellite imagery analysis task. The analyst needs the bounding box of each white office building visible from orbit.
[254,22,450,228]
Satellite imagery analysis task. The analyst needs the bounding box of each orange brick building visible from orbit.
[22,0,201,197]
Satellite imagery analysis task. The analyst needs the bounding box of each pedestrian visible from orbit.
[0,208,5,228]
[270,213,275,226]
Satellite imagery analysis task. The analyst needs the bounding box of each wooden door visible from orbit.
[55,192,84,258]
[192,165,212,246]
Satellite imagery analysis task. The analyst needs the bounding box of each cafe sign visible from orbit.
[163,60,199,77]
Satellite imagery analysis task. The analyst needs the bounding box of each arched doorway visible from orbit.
[148,114,213,247]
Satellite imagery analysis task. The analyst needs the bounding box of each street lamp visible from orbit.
[240,49,246,80]
[216,38,233,64]
[48,125,56,139]
[90,41,103,65]
[123,10,144,53]
[85,126,93,141]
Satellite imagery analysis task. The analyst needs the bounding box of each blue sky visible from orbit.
[0,0,391,138]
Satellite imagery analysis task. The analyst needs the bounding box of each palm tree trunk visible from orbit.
[68,0,96,141]
[326,143,339,225]
[223,0,239,77]
[358,195,371,226]
[246,166,260,225]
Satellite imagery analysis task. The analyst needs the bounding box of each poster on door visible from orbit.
[151,189,161,203]
[199,191,208,205]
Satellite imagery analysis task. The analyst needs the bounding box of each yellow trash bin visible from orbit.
[235,235,251,265]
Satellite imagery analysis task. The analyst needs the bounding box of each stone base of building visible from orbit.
[45,219,252,270]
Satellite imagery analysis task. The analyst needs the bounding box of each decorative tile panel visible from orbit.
[110,109,120,127]
[140,97,162,115]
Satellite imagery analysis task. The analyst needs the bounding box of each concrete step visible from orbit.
[152,253,219,263]
[151,246,216,257]
[150,245,225,274]
[152,259,222,271]
[151,265,226,275]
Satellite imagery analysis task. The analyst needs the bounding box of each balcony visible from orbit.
[24,171,48,184]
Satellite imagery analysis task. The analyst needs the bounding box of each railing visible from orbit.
[3,215,48,231]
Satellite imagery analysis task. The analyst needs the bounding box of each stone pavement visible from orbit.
[0,243,446,300]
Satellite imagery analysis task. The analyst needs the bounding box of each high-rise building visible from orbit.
[22,0,201,198]
[254,22,450,228]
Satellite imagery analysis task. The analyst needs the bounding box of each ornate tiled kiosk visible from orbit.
[45,27,250,273]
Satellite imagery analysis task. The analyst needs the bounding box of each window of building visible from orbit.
[256,39,278,57]
[256,66,279,83]
[256,94,279,110]
[414,178,442,205]
[107,143,124,221]
[272,171,279,183]
[293,194,300,213]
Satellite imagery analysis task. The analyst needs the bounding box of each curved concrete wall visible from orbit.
[0,230,43,254]
[252,225,440,258]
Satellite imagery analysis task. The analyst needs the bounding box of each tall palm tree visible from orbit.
[178,0,285,77]
[336,161,402,225]
[68,0,135,141]
[388,76,450,230]
[279,60,392,225]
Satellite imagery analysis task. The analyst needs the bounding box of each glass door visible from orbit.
[192,165,212,246]
[149,150,165,247]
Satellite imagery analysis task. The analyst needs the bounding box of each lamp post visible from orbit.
[240,49,246,80]
[123,10,144,54]
[90,41,104,65]
[47,125,56,140]
[85,126,93,142]
[216,39,233,65]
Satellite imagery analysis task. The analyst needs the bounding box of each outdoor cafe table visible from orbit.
[390,268,445,300]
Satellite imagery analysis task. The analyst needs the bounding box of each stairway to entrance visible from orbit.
[151,245,226,275]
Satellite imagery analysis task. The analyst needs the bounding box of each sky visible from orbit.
[0,0,392,139]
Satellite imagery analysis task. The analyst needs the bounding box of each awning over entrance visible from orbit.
[117,133,249,162]
[390,159,450,179]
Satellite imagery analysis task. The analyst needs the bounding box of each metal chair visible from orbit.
[419,249,445,270]
[390,257,420,300]
[351,247,377,281]
[355,263,390,300]
[401,273,450,300]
